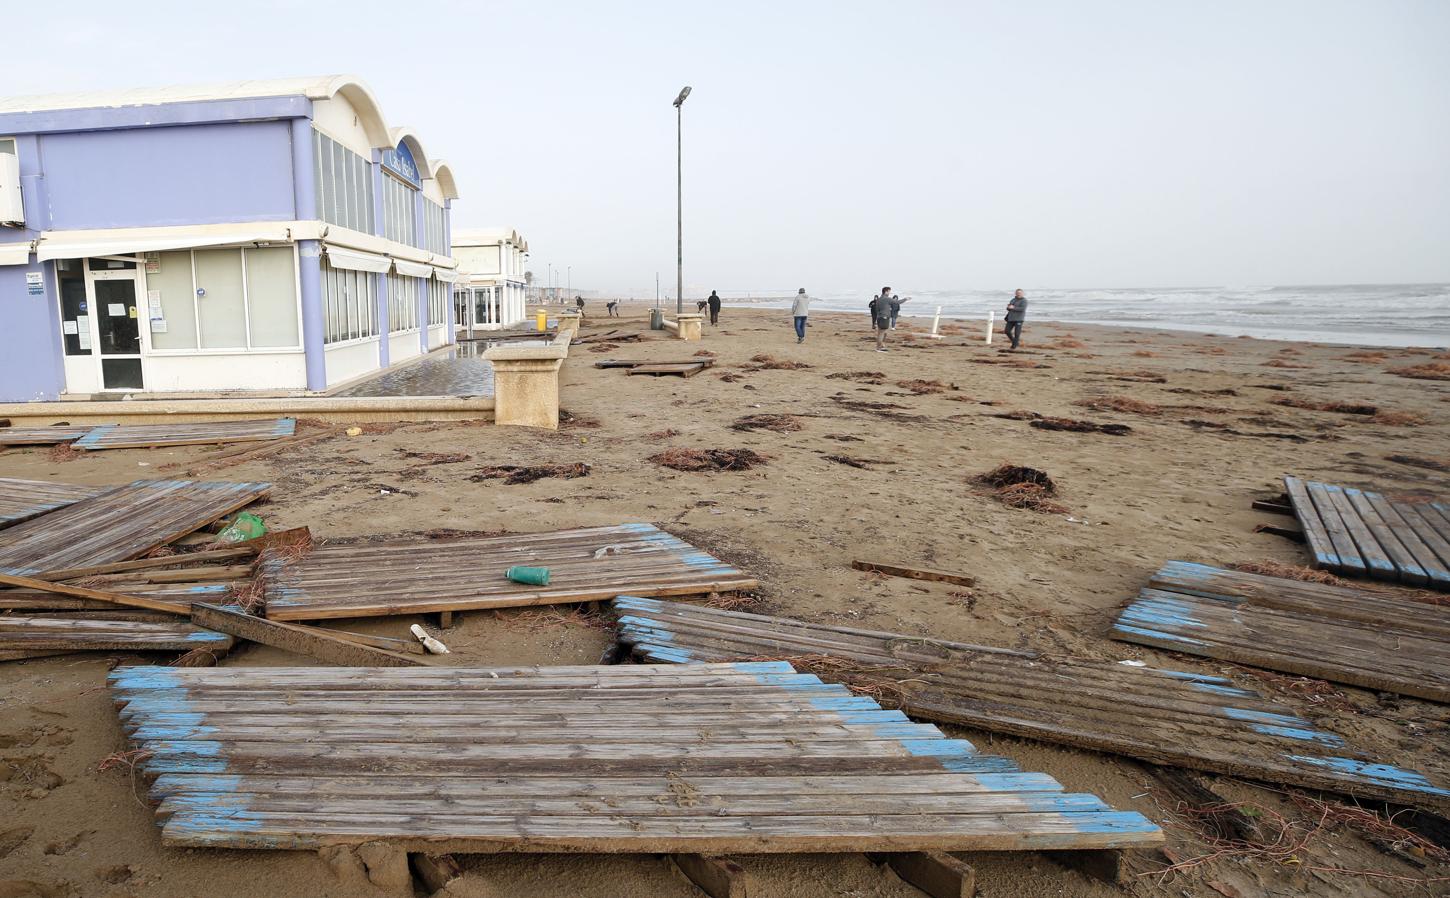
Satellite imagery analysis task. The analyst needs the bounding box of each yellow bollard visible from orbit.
[535,310,548,332]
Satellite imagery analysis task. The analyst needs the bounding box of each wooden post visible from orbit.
[190,603,430,666]
[1044,850,1126,887]
[409,853,462,893]
[868,852,975,898]
[668,854,749,898]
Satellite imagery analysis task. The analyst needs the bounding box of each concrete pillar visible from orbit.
[676,313,704,342]
[558,310,582,338]
[484,344,568,429]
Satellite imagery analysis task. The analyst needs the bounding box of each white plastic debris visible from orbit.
[410,624,450,654]
[1117,660,1147,667]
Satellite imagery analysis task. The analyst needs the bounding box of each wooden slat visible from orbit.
[108,662,1161,854]
[1282,476,1340,570]
[0,425,98,446]
[868,852,975,898]
[0,571,193,614]
[1304,481,1367,575]
[0,615,231,654]
[72,418,296,451]
[260,523,757,620]
[1342,488,1428,586]
[612,597,1450,812]
[1366,493,1450,590]
[1112,586,1450,702]
[669,855,749,898]
[852,561,976,588]
[0,480,270,577]
[190,603,429,667]
[0,478,105,528]
[1322,484,1396,579]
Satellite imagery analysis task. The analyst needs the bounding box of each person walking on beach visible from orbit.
[791,288,811,343]
[870,286,893,352]
[1004,289,1028,349]
[707,290,722,325]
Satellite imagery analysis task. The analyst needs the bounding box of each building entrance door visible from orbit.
[86,259,145,390]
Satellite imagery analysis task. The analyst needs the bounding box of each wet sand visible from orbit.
[2,305,1449,897]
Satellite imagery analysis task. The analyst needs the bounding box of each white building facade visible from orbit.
[451,228,528,332]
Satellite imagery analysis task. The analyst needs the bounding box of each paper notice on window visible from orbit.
[62,320,79,335]
[76,317,92,349]
[147,290,162,310]
[128,306,138,319]
[107,303,125,316]
[150,318,168,334]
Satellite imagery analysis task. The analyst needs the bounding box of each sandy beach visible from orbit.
[3,304,1449,897]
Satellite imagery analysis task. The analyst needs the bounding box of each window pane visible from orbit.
[245,247,299,348]
[148,251,198,349]
[318,135,334,226]
[57,260,91,356]
[194,249,247,348]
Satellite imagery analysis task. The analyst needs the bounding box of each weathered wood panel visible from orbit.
[0,477,105,528]
[0,425,99,446]
[1282,477,1450,590]
[0,616,231,655]
[0,480,270,577]
[612,596,1450,812]
[72,418,296,451]
[110,662,1160,854]
[261,523,756,620]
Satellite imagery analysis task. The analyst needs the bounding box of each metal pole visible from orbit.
[567,266,571,296]
[676,103,683,316]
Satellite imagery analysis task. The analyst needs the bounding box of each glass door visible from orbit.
[87,261,144,390]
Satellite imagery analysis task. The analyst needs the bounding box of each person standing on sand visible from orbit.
[791,288,811,343]
[890,293,908,329]
[707,290,722,325]
[1004,289,1027,349]
[870,286,893,352]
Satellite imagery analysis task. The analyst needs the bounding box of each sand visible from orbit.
[2,305,1449,897]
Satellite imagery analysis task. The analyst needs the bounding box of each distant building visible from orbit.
[0,75,462,400]
[451,228,528,332]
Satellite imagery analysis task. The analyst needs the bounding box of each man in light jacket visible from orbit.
[1004,289,1027,349]
[791,288,811,343]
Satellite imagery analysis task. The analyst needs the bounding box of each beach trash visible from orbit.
[536,311,548,332]
[216,512,266,543]
[505,565,551,586]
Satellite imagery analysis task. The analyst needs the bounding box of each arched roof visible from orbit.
[453,227,526,251]
[387,125,433,179]
[431,160,460,201]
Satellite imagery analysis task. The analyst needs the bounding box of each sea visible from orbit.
[726,284,1450,348]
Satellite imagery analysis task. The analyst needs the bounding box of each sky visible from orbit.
[6,1,1448,296]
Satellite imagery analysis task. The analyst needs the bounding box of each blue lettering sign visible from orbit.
[381,142,421,187]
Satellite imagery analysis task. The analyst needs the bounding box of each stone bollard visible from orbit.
[558,310,582,338]
[484,343,569,429]
[676,312,704,342]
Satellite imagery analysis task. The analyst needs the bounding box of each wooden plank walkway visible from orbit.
[0,425,99,446]
[72,418,296,451]
[1283,476,1450,590]
[0,477,105,528]
[611,597,1450,811]
[260,523,757,621]
[0,581,232,612]
[0,480,270,577]
[1112,562,1450,702]
[110,662,1161,853]
[0,615,232,655]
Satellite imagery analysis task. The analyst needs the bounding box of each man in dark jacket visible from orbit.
[869,286,893,352]
[707,290,722,325]
[1004,289,1027,349]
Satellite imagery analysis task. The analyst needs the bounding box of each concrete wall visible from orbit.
[324,338,381,387]
[41,121,296,229]
[141,352,308,392]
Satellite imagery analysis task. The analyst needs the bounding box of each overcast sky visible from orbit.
[8,1,1448,295]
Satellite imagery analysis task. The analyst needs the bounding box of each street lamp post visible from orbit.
[673,85,691,316]
[567,265,572,297]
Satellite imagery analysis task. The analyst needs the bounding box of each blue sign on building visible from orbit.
[381,141,421,187]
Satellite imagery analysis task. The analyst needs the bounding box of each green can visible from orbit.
[506,565,551,586]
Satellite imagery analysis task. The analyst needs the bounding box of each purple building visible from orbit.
[0,76,461,401]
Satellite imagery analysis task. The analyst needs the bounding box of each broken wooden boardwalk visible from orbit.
[1282,475,1450,590]
[0,425,99,446]
[611,596,1450,811]
[260,523,756,621]
[0,615,232,657]
[110,662,1161,853]
[73,418,296,451]
[0,477,104,528]
[1111,561,1450,703]
[0,480,270,577]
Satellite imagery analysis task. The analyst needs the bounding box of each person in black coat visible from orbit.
[1004,289,1028,349]
[707,290,722,325]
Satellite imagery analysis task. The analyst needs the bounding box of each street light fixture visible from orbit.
[673,85,691,315]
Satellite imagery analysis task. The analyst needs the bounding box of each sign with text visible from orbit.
[381,141,421,187]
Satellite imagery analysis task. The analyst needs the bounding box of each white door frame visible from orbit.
[84,259,148,391]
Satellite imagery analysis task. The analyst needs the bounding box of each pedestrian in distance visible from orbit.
[1004,289,1028,349]
[869,286,893,352]
[575,295,586,318]
[605,300,620,317]
[696,300,708,313]
[791,288,811,343]
[707,290,722,325]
